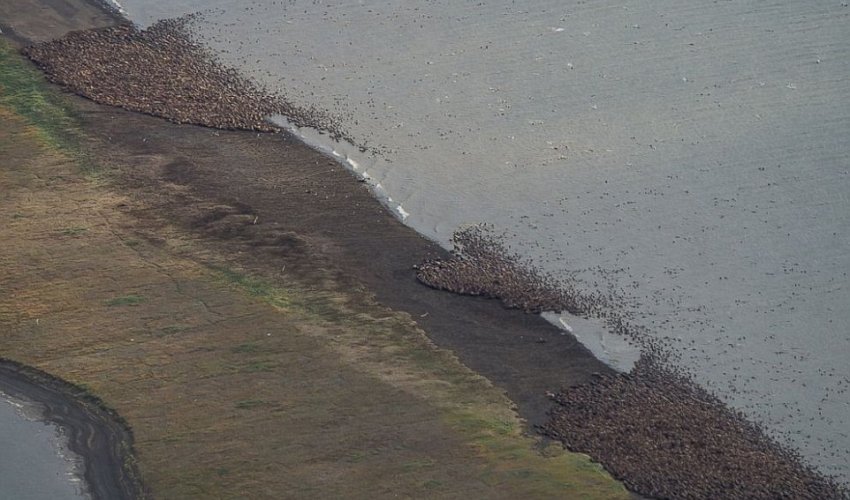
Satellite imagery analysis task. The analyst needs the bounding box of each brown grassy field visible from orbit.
[0,38,628,499]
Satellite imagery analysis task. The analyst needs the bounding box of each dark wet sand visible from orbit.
[0,360,146,500]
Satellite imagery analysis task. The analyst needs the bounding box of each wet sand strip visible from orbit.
[0,359,146,500]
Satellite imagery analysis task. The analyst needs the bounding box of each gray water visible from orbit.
[114,0,850,482]
[0,395,87,499]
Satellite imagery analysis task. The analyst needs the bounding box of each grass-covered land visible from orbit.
[0,39,101,176]
[0,39,77,145]
[0,40,629,498]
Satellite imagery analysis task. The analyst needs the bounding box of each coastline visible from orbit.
[2,0,847,498]
[0,391,88,500]
[0,2,631,498]
[11,8,619,429]
[0,359,146,500]
[0,4,143,499]
[168,0,850,484]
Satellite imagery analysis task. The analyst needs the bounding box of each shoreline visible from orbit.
[0,391,88,499]
[2,1,847,498]
[170,0,850,485]
[48,20,845,497]
[0,4,145,499]
[0,4,633,498]
[13,9,621,428]
[0,359,146,500]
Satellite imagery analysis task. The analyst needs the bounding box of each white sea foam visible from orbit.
[396,205,410,221]
[104,0,127,15]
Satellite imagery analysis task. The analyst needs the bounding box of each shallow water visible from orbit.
[0,395,87,499]
[115,0,850,482]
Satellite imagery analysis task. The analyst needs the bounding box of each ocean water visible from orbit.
[0,395,87,499]
[114,0,850,482]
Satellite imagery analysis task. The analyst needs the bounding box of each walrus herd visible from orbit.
[415,224,604,316]
[22,17,348,140]
[418,225,847,499]
[19,19,848,500]
[543,357,845,499]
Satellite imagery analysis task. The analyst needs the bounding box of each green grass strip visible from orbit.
[0,40,77,147]
[0,40,103,177]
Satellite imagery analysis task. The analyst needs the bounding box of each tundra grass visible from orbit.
[215,267,629,498]
[0,40,99,177]
[0,41,629,498]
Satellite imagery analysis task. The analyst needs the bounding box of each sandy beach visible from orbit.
[1,0,848,498]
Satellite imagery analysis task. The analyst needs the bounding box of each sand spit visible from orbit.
[419,226,847,499]
[21,18,346,137]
